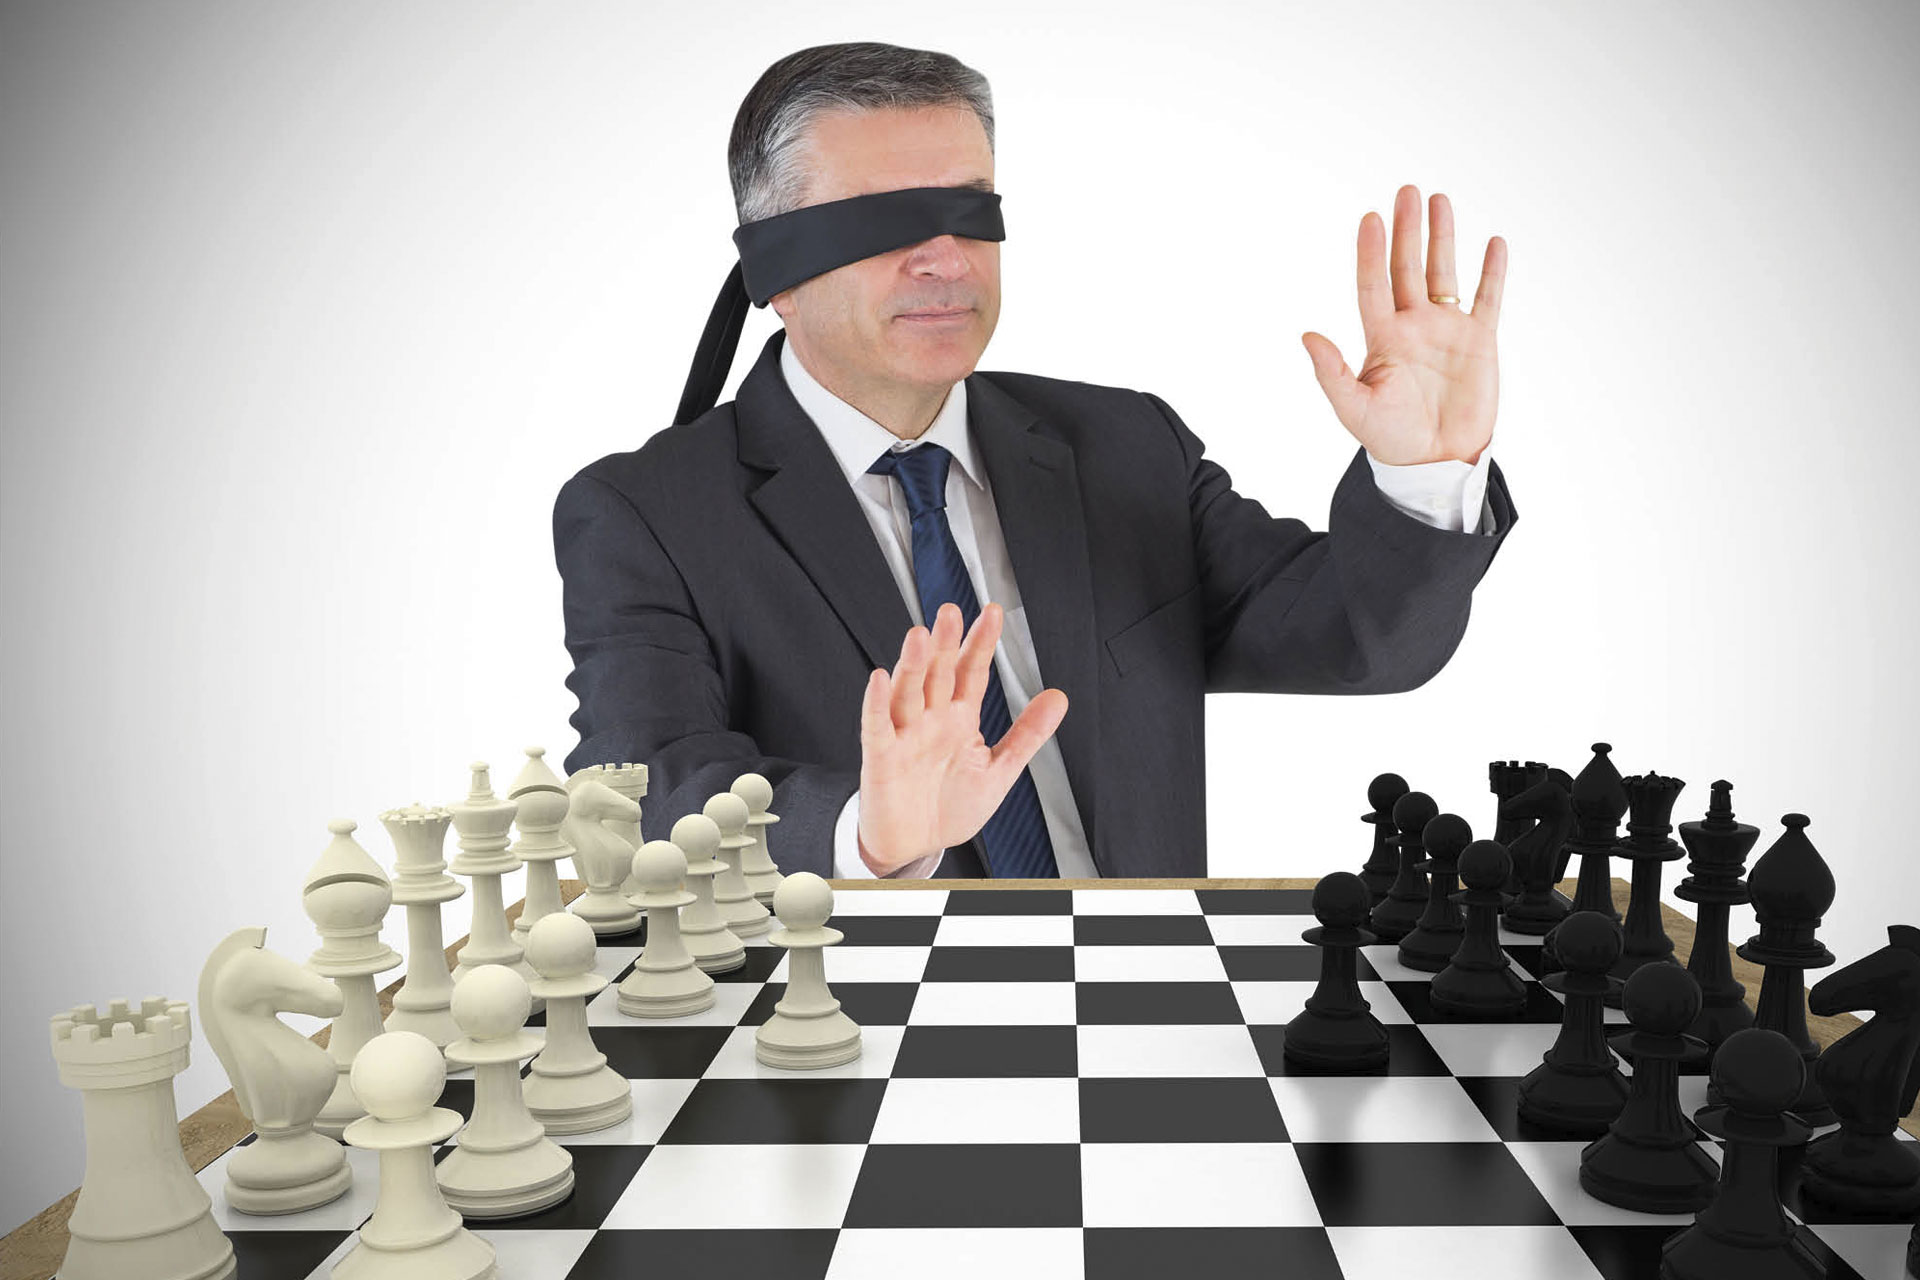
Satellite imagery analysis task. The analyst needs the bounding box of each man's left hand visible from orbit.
[1302,183,1505,467]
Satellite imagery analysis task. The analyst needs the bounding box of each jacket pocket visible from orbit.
[1103,583,1202,678]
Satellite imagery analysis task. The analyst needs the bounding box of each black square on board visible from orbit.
[891,1025,1079,1077]
[921,944,1075,982]
[942,889,1074,914]
[659,1077,889,1145]
[230,1230,355,1279]
[1292,1141,1561,1227]
[1248,1023,1450,1076]
[566,1228,838,1280]
[844,1143,1081,1227]
[1386,978,1568,1024]
[709,947,787,984]
[1217,944,1382,982]
[1075,980,1247,1025]
[592,1025,734,1079]
[1084,1227,1344,1280]
[1074,915,1215,945]
[1078,1077,1289,1143]
[831,915,943,946]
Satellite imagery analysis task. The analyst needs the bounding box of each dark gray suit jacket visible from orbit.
[553,327,1519,878]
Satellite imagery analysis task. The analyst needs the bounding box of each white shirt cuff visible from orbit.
[832,789,946,879]
[1366,449,1496,535]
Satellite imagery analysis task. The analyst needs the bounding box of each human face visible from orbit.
[768,105,1000,410]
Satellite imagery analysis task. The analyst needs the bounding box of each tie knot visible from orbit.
[868,442,952,519]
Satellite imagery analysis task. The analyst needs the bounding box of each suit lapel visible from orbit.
[731,328,1102,867]
[966,372,1102,865]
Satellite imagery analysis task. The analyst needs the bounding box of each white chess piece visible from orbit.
[705,791,771,937]
[670,813,746,972]
[562,769,643,935]
[50,997,236,1280]
[448,762,535,991]
[590,762,649,899]
[198,926,353,1214]
[618,839,717,1018]
[523,911,632,1133]
[337,1031,497,1280]
[732,771,785,906]
[304,819,402,1138]
[436,965,574,1218]
[755,873,862,1070]
[507,747,573,959]
[380,801,463,1050]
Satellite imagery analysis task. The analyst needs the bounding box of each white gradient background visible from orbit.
[3,0,1917,1235]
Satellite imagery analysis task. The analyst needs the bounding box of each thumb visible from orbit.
[1301,332,1366,428]
[985,688,1068,793]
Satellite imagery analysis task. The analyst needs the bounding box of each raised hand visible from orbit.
[1301,183,1506,467]
[855,601,1069,875]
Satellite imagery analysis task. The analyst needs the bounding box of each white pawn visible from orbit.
[619,840,717,1017]
[449,763,535,991]
[670,813,745,973]
[522,912,632,1133]
[303,819,402,1138]
[436,965,574,1218]
[337,1031,496,1280]
[756,873,861,1070]
[732,772,785,906]
[705,791,771,937]
[199,927,353,1214]
[507,747,573,954]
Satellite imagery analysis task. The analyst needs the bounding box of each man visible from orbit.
[553,41,1518,881]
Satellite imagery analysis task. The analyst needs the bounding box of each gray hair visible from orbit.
[728,42,995,226]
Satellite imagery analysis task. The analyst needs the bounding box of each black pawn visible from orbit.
[1283,872,1391,1072]
[1398,813,1470,972]
[1662,1027,1825,1280]
[1798,923,1920,1217]
[1674,780,1760,1062]
[1358,773,1410,906]
[1607,769,1687,1005]
[1429,840,1528,1019]
[1731,813,1836,1125]
[1489,759,1549,898]
[1518,910,1629,1135]
[1501,769,1576,936]
[1566,742,1629,924]
[1578,962,1718,1213]
[1369,790,1436,945]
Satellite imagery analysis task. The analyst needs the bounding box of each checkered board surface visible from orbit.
[197,887,1917,1280]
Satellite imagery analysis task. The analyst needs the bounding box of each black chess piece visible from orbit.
[1397,813,1470,972]
[1607,769,1687,1004]
[1369,790,1436,945]
[1489,759,1549,898]
[1674,780,1760,1062]
[1518,910,1629,1136]
[1502,769,1576,936]
[1797,923,1920,1217]
[1578,962,1718,1213]
[1283,872,1391,1072]
[1730,813,1836,1125]
[1567,743,1629,924]
[1661,1027,1826,1280]
[1429,839,1528,1019]
[1358,773,1409,906]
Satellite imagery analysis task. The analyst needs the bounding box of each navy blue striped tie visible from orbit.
[868,443,1059,879]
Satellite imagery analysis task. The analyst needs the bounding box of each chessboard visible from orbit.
[177,884,1914,1280]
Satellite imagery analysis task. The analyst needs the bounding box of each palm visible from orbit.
[1303,184,1507,467]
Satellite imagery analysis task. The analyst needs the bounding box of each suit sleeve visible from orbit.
[1142,391,1518,697]
[552,469,858,878]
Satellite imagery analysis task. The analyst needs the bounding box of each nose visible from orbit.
[906,233,971,276]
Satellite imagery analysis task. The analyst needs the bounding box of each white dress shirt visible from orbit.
[776,337,1496,880]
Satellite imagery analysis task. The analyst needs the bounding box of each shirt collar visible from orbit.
[780,332,983,491]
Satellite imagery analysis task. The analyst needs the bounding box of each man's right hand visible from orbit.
[855,601,1068,876]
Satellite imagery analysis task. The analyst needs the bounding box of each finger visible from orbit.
[986,687,1069,789]
[1301,332,1366,428]
[889,625,930,730]
[924,605,962,711]
[860,667,895,752]
[954,602,1004,707]
[1389,183,1425,311]
[1470,235,1506,332]
[1355,208,1394,343]
[1426,192,1458,305]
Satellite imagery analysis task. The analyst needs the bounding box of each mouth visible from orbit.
[896,308,971,323]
